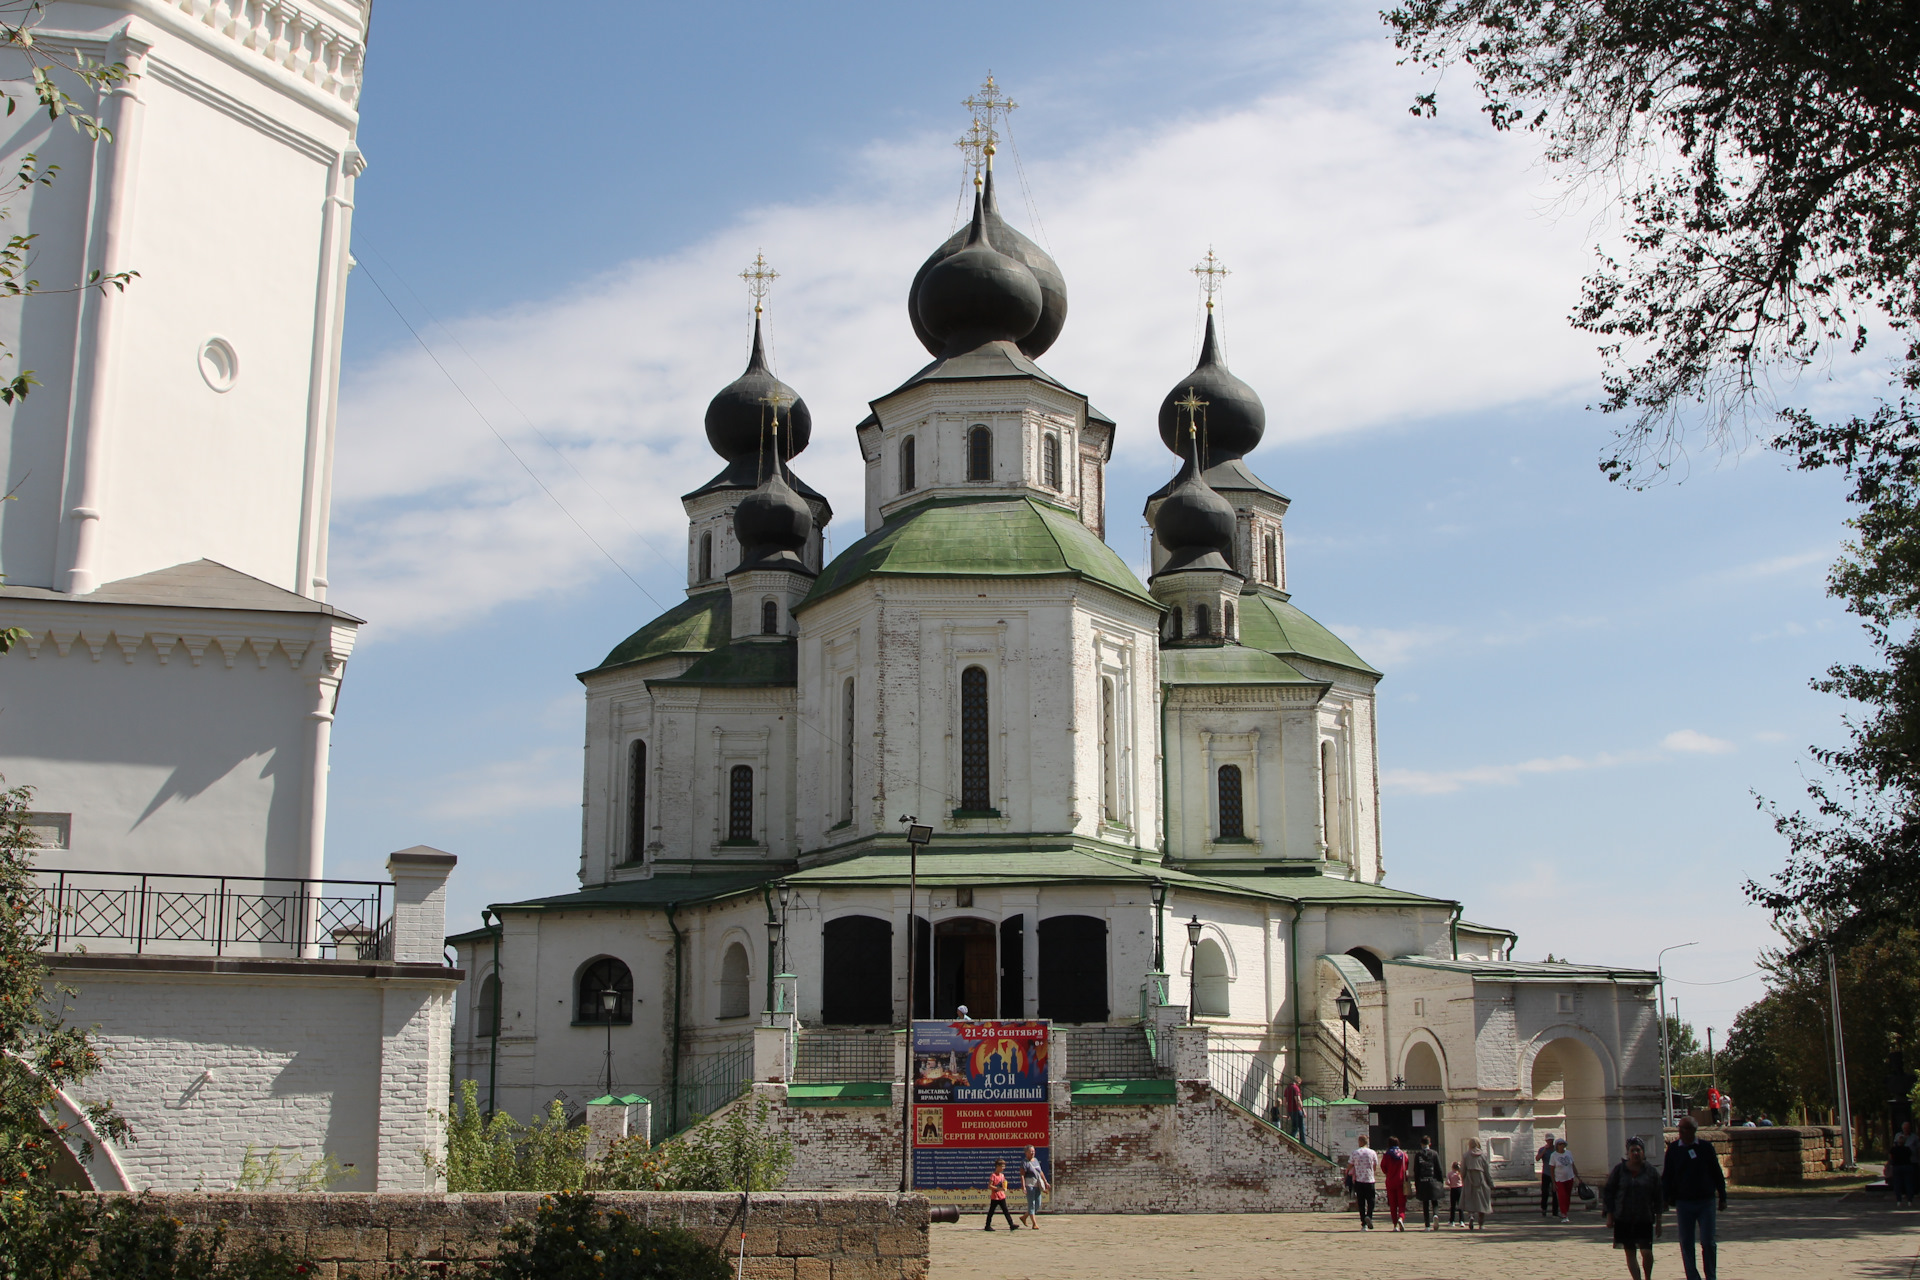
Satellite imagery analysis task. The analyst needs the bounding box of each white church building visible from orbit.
[0,0,457,1192]
[449,150,1664,1187]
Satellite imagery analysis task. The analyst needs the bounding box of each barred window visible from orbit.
[699,531,713,580]
[842,678,857,822]
[968,426,992,481]
[960,666,990,809]
[761,599,779,635]
[626,740,647,863]
[1217,764,1245,840]
[577,956,633,1023]
[1100,677,1117,821]
[1043,434,1060,489]
[901,436,916,493]
[729,765,754,841]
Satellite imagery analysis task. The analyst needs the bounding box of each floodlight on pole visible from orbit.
[900,817,933,1194]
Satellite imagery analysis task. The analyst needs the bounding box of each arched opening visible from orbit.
[1000,915,1025,1018]
[841,678,856,823]
[1344,947,1385,982]
[959,666,991,810]
[822,915,892,1024]
[1217,764,1245,839]
[1404,1040,1443,1088]
[475,972,499,1038]
[698,530,713,581]
[900,435,916,492]
[1169,607,1183,641]
[1043,433,1060,489]
[625,740,647,864]
[1321,740,1344,862]
[718,941,751,1019]
[577,956,633,1024]
[930,917,998,1018]
[1037,915,1108,1023]
[1264,533,1278,584]
[1531,1037,1609,1169]
[967,425,992,481]
[1195,602,1210,638]
[1100,677,1117,822]
[1224,602,1235,638]
[761,599,779,635]
[728,765,754,841]
[1193,938,1230,1017]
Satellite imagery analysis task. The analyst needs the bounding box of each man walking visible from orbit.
[1663,1116,1728,1280]
[1348,1133,1381,1230]
[1537,1132,1557,1216]
[1283,1074,1305,1141]
[1412,1134,1445,1230]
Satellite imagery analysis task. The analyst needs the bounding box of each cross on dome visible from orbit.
[740,251,779,317]
[1192,249,1229,311]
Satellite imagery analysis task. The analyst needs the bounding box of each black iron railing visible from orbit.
[1063,1025,1162,1080]
[793,1027,896,1083]
[29,869,393,960]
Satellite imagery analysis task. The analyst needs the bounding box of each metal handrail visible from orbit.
[29,868,393,960]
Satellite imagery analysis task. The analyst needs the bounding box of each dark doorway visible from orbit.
[1367,1103,1437,1154]
[822,916,892,1024]
[1038,915,1109,1023]
[932,918,997,1019]
[1000,915,1024,1018]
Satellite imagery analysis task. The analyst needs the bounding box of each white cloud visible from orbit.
[332,43,1597,636]
[418,748,580,821]
[1385,728,1736,795]
[1328,625,1457,669]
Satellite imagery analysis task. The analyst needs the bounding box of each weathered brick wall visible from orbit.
[1665,1127,1843,1185]
[84,1191,929,1280]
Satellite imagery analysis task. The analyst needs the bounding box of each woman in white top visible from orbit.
[1019,1144,1049,1228]
[1551,1138,1581,1222]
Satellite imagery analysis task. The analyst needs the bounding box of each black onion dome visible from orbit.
[733,467,814,570]
[913,179,1045,357]
[1156,312,1265,465]
[1153,455,1237,574]
[703,318,813,463]
[908,169,1067,359]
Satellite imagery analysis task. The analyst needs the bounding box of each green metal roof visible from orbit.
[800,496,1157,610]
[1071,1079,1175,1105]
[649,639,797,688]
[491,868,787,914]
[788,1082,892,1107]
[1161,646,1321,686]
[1386,956,1657,982]
[1237,590,1379,677]
[1457,919,1518,939]
[583,591,730,679]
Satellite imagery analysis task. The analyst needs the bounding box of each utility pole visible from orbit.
[899,819,932,1194]
[1656,942,1698,1129]
[1827,942,1856,1169]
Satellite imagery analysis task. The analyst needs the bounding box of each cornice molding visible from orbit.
[0,598,354,671]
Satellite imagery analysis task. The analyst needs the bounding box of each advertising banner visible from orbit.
[910,1019,1051,1207]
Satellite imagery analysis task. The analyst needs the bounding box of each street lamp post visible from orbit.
[1335,989,1358,1100]
[1185,915,1203,1022]
[764,912,783,1024]
[1655,941,1699,1129]
[1826,941,1856,1168]
[599,987,619,1098]
[899,818,933,1194]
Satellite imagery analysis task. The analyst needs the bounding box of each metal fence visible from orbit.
[1209,1048,1333,1159]
[1062,1025,1162,1080]
[793,1028,896,1082]
[659,1037,754,1142]
[30,869,392,959]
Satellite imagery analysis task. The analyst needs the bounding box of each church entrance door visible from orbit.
[932,917,997,1019]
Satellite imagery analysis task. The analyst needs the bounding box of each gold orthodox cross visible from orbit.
[740,251,779,316]
[1192,248,1229,310]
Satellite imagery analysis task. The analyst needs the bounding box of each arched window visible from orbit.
[1217,764,1245,839]
[729,765,754,841]
[1043,434,1060,489]
[1263,533,1278,585]
[1224,602,1236,638]
[1321,740,1343,861]
[1193,938,1230,1017]
[475,972,499,1038]
[698,530,713,581]
[960,665,990,810]
[1195,603,1210,638]
[841,678,856,822]
[761,599,779,635]
[967,425,992,481]
[1100,677,1117,822]
[577,956,633,1023]
[626,740,647,863]
[1169,607,1183,641]
[719,942,751,1019]
[900,436,916,493]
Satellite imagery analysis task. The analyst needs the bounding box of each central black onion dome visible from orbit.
[1153,453,1237,575]
[733,466,815,572]
[1156,312,1265,466]
[914,179,1045,357]
[704,318,813,464]
[909,168,1067,359]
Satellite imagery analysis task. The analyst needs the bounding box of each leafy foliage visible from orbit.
[489,1191,731,1280]
[648,1095,792,1193]
[432,1079,589,1192]
[0,1194,315,1280]
[232,1146,356,1193]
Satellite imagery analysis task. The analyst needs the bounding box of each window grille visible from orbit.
[1195,603,1210,637]
[626,740,647,863]
[719,942,751,1019]
[1100,677,1117,821]
[842,678,856,822]
[1218,764,1245,839]
[1224,602,1236,638]
[1264,533,1278,585]
[699,531,713,580]
[967,425,992,481]
[1170,607,1183,640]
[761,599,778,635]
[901,436,916,492]
[729,765,754,841]
[1043,433,1060,489]
[577,956,633,1023]
[960,666,990,809]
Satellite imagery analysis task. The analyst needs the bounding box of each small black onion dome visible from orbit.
[908,168,1067,359]
[915,182,1044,357]
[1153,456,1237,574]
[1156,312,1265,465]
[704,318,813,463]
[733,467,814,568]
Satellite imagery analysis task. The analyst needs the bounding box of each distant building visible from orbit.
[451,148,1660,1185]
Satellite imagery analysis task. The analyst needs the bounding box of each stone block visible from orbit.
[873,1225,925,1256]
[778,1226,842,1257]
[742,1259,796,1280]
[829,1259,904,1280]
[305,1226,389,1262]
[796,1258,833,1280]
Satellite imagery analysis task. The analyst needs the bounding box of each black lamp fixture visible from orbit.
[1334,989,1357,1100]
[1185,915,1203,1024]
[1150,880,1168,973]
[764,911,784,1023]
[599,986,619,1097]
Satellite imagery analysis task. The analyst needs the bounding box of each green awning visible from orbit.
[787,1082,893,1107]
[1070,1079,1176,1105]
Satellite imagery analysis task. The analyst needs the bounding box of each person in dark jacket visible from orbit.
[1412,1135,1446,1230]
[1604,1137,1664,1280]
[1662,1116,1728,1280]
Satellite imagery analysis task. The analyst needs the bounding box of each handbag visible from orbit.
[1577,1182,1597,1203]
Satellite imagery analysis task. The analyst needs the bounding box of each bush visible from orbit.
[432,1080,588,1192]
[0,1194,314,1280]
[491,1191,730,1280]
[653,1095,792,1193]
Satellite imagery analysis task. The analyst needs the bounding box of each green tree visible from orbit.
[432,1079,588,1192]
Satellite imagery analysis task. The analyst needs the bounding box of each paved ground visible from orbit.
[930,1196,1920,1279]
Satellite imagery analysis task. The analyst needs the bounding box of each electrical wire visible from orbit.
[1669,970,1763,986]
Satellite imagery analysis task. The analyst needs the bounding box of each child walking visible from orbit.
[984,1159,1019,1231]
[1446,1162,1465,1227]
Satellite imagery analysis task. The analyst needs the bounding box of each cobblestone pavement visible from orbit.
[930,1197,1920,1279]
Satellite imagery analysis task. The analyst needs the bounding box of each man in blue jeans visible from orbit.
[1662,1116,1729,1280]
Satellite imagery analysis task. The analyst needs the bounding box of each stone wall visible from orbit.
[84,1191,929,1280]
[1662,1127,1844,1185]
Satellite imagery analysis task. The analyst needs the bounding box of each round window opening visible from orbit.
[198,337,237,392]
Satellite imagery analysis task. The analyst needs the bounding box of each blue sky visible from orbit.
[323,2,1876,1037]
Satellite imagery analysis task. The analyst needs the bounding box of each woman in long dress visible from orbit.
[1459,1137,1495,1231]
